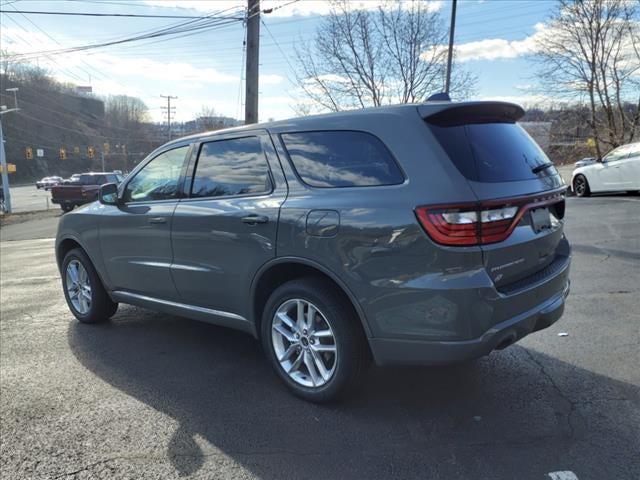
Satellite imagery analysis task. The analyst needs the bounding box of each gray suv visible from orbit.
[56,101,571,401]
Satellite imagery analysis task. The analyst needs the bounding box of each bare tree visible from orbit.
[534,0,639,157]
[294,0,475,113]
[197,105,225,131]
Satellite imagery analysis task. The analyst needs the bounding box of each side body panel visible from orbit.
[97,141,194,301]
[170,130,288,321]
[270,108,488,341]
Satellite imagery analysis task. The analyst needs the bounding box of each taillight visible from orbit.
[415,190,565,246]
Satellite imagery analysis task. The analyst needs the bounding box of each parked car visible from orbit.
[51,172,123,212]
[572,142,640,196]
[55,101,571,401]
[62,174,81,185]
[36,176,63,190]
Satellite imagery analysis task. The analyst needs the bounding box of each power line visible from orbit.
[260,18,296,74]
[15,110,161,143]
[0,10,245,19]
[7,6,246,60]
[6,4,108,82]
[1,17,88,83]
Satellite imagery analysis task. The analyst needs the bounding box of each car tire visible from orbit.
[61,204,74,213]
[573,174,591,197]
[61,248,118,324]
[261,277,368,402]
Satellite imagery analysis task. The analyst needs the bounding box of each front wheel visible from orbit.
[62,248,118,323]
[261,278,368,402]
[61,204,74,213]
[573,174,591,197]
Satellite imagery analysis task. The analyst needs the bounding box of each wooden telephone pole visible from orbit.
[245,0,260,124]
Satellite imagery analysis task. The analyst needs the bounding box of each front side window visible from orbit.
[280,131,404,188]
[124,146,188,202]
[191,136,271,198]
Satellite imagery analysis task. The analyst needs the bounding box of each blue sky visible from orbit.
[0,0,557,123]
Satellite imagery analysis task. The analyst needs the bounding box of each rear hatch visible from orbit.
[417,102,568,290]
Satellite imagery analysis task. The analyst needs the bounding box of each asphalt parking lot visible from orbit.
[0,195,639,480]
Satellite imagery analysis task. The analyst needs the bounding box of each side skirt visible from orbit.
[111,290,256,336]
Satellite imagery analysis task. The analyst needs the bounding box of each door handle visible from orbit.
[148,217,167,225]
[241,214,269,225]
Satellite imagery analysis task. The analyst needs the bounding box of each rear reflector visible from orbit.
[415,189,565,246]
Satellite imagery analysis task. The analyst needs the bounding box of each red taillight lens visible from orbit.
[416,207,479,245]
[415,190,565,246]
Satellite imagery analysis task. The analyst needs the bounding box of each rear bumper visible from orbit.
[370,279,570,366]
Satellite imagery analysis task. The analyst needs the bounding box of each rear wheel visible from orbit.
[261,278,368,402]
[62,248,118,323]
[61,204,74,213]
[573,174,591,197]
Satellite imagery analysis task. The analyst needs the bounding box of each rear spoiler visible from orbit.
[418,101,525,127]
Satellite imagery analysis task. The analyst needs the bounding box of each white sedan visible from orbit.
[572,142,640,197]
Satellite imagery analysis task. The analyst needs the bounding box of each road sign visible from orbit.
[37,148,44,157]
[59,148,67,160]
[0,163,16,173]
[25,147,33,159]
[73,146,80,154]
[103,142,110,154]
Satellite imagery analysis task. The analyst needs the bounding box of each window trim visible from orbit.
[278,129,406,190]
[121,144,192,205]
[186,134,275,201]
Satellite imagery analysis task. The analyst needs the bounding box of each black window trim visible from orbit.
[278,129,407,190]
[185,134,275,201]
[121,143,193,205]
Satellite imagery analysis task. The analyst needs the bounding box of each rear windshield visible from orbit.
[427,122,557,182]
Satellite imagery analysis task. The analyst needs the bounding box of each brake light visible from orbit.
[415,190,565,246]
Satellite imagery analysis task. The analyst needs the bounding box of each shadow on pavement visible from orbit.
[67,307,639,480]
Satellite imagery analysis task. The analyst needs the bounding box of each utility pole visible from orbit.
[445,0,457,95]
[245,0,260,124]
[0,88,20,214]
[100,151,105,172]
[160,94,177,140]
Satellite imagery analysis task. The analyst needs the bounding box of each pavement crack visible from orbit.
[523,349,580,438]
[51,457,122,479]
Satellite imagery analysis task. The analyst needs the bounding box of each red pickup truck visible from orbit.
[51,172,123,212]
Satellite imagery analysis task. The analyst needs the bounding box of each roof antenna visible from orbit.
[427,92,451,101]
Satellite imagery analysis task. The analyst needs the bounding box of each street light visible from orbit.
[0,88,20,213]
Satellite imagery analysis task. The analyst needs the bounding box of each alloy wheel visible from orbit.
[271,298,337,388]
[66,260,92,314]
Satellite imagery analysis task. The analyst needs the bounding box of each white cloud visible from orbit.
[421,23,550,63]
[143,0,443,17]
[260,73,284,85]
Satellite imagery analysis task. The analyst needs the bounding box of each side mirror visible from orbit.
[99,183,120,206]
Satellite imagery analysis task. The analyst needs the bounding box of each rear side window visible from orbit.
[428,122,557,182]
[191,136,271,198]
[281,131,404,188]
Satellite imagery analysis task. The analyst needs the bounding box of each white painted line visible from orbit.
[548,471,579,480]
